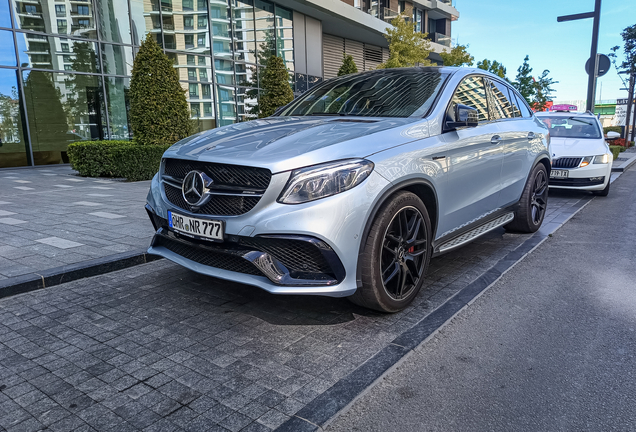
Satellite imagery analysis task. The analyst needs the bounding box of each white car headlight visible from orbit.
[593,154,610,164]
[278,159,374,204]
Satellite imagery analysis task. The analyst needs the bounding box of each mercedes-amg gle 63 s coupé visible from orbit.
[145,67,550,312]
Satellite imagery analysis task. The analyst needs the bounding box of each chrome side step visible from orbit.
[437,212,515,253]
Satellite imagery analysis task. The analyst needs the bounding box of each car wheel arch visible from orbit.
[355,178,439,288]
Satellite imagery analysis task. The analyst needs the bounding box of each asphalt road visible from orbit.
[325,169,636,432]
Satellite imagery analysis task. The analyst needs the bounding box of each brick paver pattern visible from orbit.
[0,165,592,431]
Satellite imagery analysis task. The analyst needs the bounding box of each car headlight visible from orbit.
[579,156,593,167]
[278,159,374,204]
[593,154,610,164]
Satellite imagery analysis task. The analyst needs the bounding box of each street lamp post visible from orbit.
[557,0,602,112]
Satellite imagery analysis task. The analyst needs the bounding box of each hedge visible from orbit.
[68,141,171,181]
[609,145,622,161]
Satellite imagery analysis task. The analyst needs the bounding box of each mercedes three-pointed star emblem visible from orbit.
[182,170,213,207]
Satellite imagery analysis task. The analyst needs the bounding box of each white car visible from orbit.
[536,110,612,196]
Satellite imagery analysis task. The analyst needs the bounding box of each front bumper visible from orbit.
[145,170,391,297]
[549,163,611,191]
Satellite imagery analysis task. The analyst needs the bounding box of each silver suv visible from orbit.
[145,67,550,312]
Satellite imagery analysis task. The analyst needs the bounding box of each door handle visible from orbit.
[527,132,536,140]
[491,135,502,145]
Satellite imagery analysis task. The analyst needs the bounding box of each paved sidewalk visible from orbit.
[0,166,154,285]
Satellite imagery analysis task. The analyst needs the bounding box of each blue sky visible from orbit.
[452,0,633,103]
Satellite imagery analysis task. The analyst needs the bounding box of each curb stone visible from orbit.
[0,250,161,299]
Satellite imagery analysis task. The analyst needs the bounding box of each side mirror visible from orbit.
[446,104,479,129]
[606,131,621,140]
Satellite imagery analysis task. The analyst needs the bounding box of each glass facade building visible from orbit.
[0,0,301,168]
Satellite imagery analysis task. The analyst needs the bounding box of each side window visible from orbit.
[507,87,522,118]
[487,80,514,119]
[515,93,533,117]
[450,76,489,122]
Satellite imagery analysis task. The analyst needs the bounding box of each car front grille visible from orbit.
[164,158,271,189]
[161,158,271,216]
[164,183,261,216]
[552,157,582,169]
[239,237,333,275]
[154,235,264,276]
[150,230,344,282]
[549,177,605,187]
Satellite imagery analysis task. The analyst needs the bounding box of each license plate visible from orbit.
[168,211,224,241]
[550,170,569,179]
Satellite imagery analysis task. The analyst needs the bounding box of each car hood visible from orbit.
[163,116,424,173]
[550,137,608,158]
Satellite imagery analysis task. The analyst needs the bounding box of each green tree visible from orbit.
[244,33,277,119]
[378,12,433,68]
[23,72,68,151]
[129,34,192,145]
[257,55,294,118]
[512,55,534,102]
[532,69,557,112]
[476,58,507,79]
[338,54,359,76]
[440,44,473,67]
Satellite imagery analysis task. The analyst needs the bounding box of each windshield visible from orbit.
[537,116,602,139]
[278,69,449,118]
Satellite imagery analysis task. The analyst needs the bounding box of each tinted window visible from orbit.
[487,80,514,119]
[508,87,522,118]
[279,69,449,118]
[515,93,533,118]
[537,116,602,139]
[450,75,489,122]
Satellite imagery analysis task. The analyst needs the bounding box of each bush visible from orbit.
[129,34,192,145]
[603,126,622,135]
[68,141,171,181]
[609,145,622,161]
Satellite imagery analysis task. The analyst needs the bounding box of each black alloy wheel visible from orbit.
[506,163,549,233]
[530,169,548,225]
[350,191,432,313]
[381,206,428,301]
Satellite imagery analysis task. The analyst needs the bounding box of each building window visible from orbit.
[64,65,73,70]
[203,102,212,116]
[198,15,207,29]
[61,43,69,52]
[187,55,195,65]
[182,0,193,10]
[191,103,200,117]
[185,34,194,48]
[57,19,67,32]
[55,5,65,16]
[197,0,206,11]
[184,16,194,29]
[202,84,211,98]
[77,19,90,28]
[63,55,72,62]
[197,33,206,47]
[76,5,89,15]
[199,68,207,80]
[25,5,37,14]
[398,0,404,13]
[198,56,206,65]
[189,83,198,98]
[188,68,197,79]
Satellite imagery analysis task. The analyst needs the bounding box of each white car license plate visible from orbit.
[168,211,224,241]
[550,170,569,179]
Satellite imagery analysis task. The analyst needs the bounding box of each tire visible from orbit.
[505,163,548,233]
[592,180,610,197]
[349,192,432,313]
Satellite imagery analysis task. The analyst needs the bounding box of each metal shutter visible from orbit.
[344,39,364,71]
[323,34,344,79]
[363,44,383,70]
